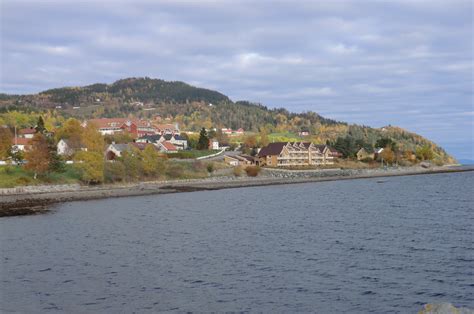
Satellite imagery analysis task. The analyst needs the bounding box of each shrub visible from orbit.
[206,163,214,173]
[245,166,261,177]
[104,162,126,183]
[233,166,243,177]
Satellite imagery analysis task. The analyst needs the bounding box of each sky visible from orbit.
[1,0,473,160]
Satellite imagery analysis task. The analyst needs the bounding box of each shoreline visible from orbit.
[1,165,472,217]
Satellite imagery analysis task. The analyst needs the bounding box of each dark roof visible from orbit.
[163,133,173,141]
[257,142,287,157]
[138,134,161,142]
[173,134,185,140]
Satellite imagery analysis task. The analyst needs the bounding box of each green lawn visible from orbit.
[0,165,81,188]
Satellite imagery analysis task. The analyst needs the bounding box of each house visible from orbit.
[209,139,219,150]
[105,143,130,160]
[224,154,255,167]
[257,142,340,167]
[18,128,36,139]
[221,128,232,135]
[154,123,179,135]
[105,142,160,160]
[168,134,187,150]
[298,127,310,136]
[11,138,32,152]
[159,141,178,153]
[86,118,139,136]
[57,139,87,156]
[356,148,374,161]
[136,134,162,144]
[234,128,244,135]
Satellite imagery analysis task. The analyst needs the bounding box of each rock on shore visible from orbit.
[419,303,474,314]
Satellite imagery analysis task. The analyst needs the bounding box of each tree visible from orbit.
[334,136,357,158]
[376,137,397,151]
[416,145,434,161]
[141,144,160,176]
[259,129,270,147]
[81,122,104,153]
[55,118,83,150]
[379,147,395,165]
[0,128,13,160]
[35,116,46,133]
[244,135,257,148]
[24,133,50,178]
[73,151,104,184]
[121,149,143,181]
[197,128,209,150]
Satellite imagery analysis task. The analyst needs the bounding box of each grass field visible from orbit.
[0,165,81,188]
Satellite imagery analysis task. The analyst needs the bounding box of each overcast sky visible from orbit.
[1,0,473,159]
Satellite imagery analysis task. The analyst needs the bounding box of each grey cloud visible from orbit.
[1,0,472,159]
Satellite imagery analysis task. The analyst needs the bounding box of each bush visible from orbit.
[245,166,261,177]
[233,166,243,177]
[104,162,126,183]
[206,163,214,173]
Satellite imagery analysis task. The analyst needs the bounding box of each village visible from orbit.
[0,111,433,187]
[4,115,408,172]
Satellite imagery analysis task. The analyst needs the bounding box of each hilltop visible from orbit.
[0,77,456,164]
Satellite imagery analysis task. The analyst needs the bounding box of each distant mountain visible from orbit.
[458,159,474,165]
[0,77,456,164]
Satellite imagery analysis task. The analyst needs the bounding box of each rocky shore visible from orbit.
[1,165,472,217]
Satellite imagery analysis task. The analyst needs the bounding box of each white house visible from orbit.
[209,139,219,150]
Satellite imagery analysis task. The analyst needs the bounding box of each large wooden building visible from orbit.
[257,142,340,167]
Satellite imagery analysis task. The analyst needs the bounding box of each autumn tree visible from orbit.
[73,151,104,184]
[197,128,209,150]
[24,133,51,179]
[258,129,269,147]
[416,145,434,161]
[55,118,83,150]
[379,147,395,165]
[141,144,160,176]
[81,122,104,152]
[0,128,13,160]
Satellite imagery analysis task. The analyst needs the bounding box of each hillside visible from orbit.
[0,77,456,164]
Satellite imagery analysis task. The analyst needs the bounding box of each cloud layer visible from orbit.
[1,0,473,159]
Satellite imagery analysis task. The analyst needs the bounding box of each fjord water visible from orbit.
[1,172,473,313]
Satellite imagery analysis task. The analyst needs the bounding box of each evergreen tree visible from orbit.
[197,128,209,150]
[35,116,46,133]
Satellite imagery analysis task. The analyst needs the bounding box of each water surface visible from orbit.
[1,172,473,313]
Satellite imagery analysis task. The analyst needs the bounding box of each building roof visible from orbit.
[12,138,31,146]
[154,123,177,131]
[19,128,36,135]
[130,142,159,151]
[160,141,178,151]
[88,118,134,129]
[138,134,162,143]
[173,134,185,141]
[257,142,287,157]
[109,143,130,152]
[163,133,173,141]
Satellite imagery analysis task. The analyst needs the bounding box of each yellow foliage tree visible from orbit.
[0,128,13,159]
[24,133,51,178]
[81,122,104,153]
[73,151,104,184]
